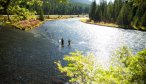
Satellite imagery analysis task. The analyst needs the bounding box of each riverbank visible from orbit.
[13,19,42,31]
[0,18,146,84]
[0,15,87,31]
[80,18,146,31]
[80,18,118,28]
[45,15,87,20]
[0,15,42,31]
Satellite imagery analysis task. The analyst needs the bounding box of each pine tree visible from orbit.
[39,8,44,21]
[140,11,146,27]
[89,0,96,20]
[94,6,101,22]
[99,1,107,22]
[106,2,114,22]
[116,2,133,28]
[132,1,146,28]
[113,0,123,22]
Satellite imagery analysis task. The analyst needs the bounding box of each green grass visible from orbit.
[44,15,88,20]
[80,18,118,28]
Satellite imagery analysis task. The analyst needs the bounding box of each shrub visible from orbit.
[56,47,146,84]
[14,19,41,30]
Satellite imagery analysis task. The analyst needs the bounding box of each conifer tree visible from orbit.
[116,2,133,28]
[39,8,44,21]
[89,0,96,20]
[141,11,146,27]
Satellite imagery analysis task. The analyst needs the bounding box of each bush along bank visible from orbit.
[12,19,42,31]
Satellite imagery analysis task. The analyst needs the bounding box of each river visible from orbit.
[0,18,146,84]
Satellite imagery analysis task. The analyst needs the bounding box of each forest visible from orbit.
[0,0,146,84]
[89,0,146,30]
[0,0,89,16]
[41,1,89,15]
[0,0,89,30]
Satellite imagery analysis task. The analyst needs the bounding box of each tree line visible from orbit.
[0,0,89,21]
[40,1,89,15]
[89,0,146,30]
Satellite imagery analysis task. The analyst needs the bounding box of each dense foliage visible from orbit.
[89,0,96,20]
[39,8,44,21]
[0,0,43,21]
[89,0,146,30]
[0,0,89,22]
[31,0,89,15]
[56,47,146,84]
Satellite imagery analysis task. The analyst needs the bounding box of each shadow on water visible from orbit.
[0,26,69,84]
[0,18,146,84]
[35,18,146,66]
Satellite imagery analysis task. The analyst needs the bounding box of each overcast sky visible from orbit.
[89,0,115,3]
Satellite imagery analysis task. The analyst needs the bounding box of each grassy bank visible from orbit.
[45,15,87,20]
[0,15,87,31]
[80,18,119,28]
[13,19,42,31]
[80,18,146,31]
[0,15,42,31]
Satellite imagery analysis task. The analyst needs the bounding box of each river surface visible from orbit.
[0,18,146,84]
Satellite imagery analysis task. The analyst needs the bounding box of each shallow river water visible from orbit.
[0,18,146,84]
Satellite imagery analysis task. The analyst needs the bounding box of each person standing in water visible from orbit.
[61,38,64,47]
[68,39,71,46]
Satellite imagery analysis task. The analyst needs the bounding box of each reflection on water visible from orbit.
[0,18,146,84]
[33,18,146,66]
